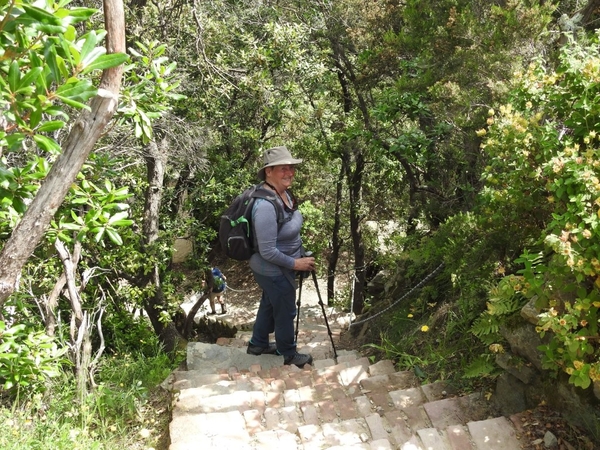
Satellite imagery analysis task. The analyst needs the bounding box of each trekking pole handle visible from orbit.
[295,250,315,273]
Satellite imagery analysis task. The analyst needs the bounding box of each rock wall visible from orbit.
[494,299,600,435]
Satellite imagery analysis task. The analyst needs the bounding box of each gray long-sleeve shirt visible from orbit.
[249,192,303,278]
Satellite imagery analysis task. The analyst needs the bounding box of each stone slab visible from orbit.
[420,381,458,402]
[169,410,250,449]
[403,405,431,431]
[389,387,426,409]
[446,424,475,450]
[369,360,397,376]
[468,416,522,450]
[370,439,394,450]
[187,342,283,373]
[422,397,464,429]
[417,427,451,450]
[254,429,299,449]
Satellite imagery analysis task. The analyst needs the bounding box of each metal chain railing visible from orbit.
[349,262,445,328]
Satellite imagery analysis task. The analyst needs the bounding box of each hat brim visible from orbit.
[257,158,303,180]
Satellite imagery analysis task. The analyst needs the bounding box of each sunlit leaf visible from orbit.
[106,228,123,245]
[107,211,129,225]
[82,53,129,74]
[56,80,96,99]
[79,31,99,64]
[94,227,105,242]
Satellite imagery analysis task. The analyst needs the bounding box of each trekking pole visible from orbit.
[310,269,338,361]
[295,271,303,344]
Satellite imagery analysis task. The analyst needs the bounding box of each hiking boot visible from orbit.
[246,342,278,356]
[283,352,313,368]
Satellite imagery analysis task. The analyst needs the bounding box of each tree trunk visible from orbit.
[0,0,125,310]
[345,146,366,315]
[327,163,345,304]
[141,137,184,353]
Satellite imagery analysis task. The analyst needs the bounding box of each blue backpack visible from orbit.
[211,267,226,293]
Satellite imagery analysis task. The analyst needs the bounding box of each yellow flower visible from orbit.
[489,343,505,353]
[407,313,413,318]
[476,129,487,137]
[420,325,429,332]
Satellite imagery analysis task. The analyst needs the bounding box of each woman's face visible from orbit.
[266,164,296,190]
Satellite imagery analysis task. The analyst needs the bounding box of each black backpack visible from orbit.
[219,184,286,260]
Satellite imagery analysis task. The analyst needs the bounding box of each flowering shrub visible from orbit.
[479,35,600,389]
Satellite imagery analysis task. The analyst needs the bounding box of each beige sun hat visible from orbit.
[257,146,303,180]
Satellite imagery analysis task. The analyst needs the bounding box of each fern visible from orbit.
[470,274,529,350]
[471,275,527,339]
[471,313,502,345]
[464,355,498,378]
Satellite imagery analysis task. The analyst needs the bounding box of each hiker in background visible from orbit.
[246,146,316,368]
[208,267,227,315]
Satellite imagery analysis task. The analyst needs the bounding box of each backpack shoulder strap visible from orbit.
[251,185,286,224]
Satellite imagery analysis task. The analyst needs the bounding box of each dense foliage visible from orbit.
[477,35,600,389]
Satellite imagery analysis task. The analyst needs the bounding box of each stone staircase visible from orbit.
[164,304,527,449]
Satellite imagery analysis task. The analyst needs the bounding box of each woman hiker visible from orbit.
[246,146,315,368]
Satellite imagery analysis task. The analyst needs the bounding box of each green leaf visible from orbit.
[37,121,66,132]
[107,211,129,225]
[80,47,106,69]
[56,55,70,79]
[64,24,76,42]
[105,228,123,245]
[82,53,129,75]
[8,61,20,92]
[55,7,97,24]
[79,31,99,65]
[29,108,43,129]
[17,67,43,92]
[36,23,67,34]
[33,135,61,153]
[94,227,105,242]
[22,5,63,25]
[109,219,134,227]
[56,95,90,110]
[60,222,82,231]
[44,43,61,83]
[12,197,27,214]
[56,80,96,101]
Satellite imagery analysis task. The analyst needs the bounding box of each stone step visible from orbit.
[468,416,523,450]
[169,317,526,450]
[170,359,521,450]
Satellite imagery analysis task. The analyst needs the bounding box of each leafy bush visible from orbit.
[0,321,68,397]
[478,34,600,389]
[0,338,179,450]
